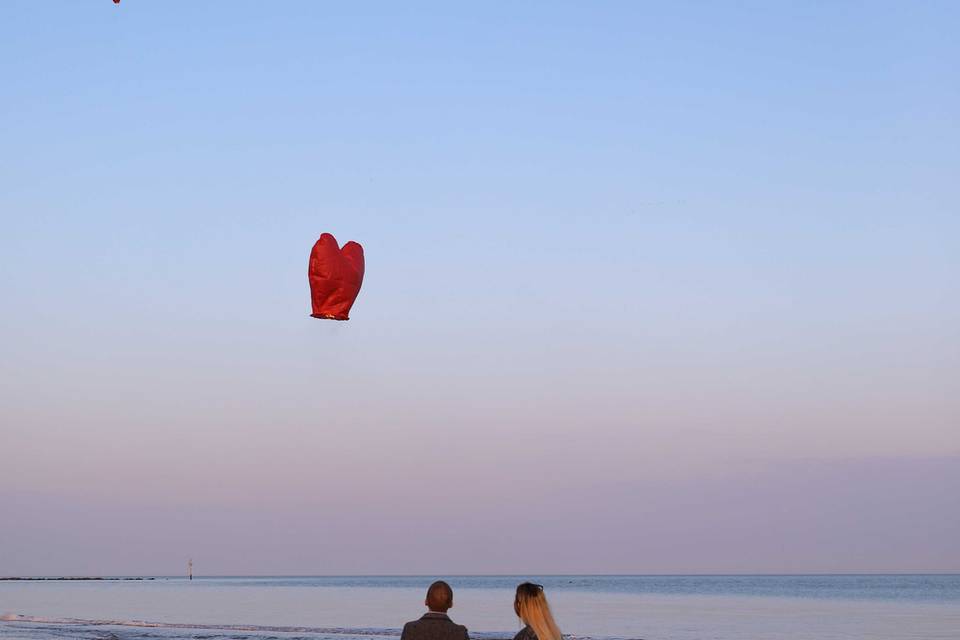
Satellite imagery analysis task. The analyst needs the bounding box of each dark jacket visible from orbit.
[401,612,469,640]
[513,625,536,640]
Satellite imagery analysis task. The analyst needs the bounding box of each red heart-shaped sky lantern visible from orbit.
[308,233,365,321]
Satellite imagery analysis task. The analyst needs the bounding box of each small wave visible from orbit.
[0,615,403,636]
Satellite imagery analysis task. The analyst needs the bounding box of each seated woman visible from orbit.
[512,582,562,640]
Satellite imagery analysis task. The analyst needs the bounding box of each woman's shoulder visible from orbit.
[513,626,537,640]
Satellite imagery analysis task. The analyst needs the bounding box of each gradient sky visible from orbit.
[1,1,958,576]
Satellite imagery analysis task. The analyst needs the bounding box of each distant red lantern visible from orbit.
[113,0,120,4]
[308,233,365,321]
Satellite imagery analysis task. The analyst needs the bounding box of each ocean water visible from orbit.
[1,575,958,640]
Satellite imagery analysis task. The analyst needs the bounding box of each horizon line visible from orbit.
[6,572,960,579]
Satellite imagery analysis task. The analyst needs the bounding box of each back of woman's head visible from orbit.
[514,582,562,640]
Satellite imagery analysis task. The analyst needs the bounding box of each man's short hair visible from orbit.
[426,580,453,612]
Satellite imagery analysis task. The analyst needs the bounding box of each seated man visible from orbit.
[401,580,469,640]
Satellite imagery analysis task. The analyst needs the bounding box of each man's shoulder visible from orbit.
[449,620,468,637]
[402,616,467,637]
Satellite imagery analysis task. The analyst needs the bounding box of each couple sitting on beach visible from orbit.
[401,581,561,640]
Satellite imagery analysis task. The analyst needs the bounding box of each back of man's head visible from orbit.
[426,580,453,612]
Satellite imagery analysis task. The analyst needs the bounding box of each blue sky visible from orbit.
[1,1,958,575]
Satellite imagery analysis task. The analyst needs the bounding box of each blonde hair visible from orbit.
[515,582,562,640]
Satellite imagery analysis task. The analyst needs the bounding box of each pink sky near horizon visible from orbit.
[2,243,958,574]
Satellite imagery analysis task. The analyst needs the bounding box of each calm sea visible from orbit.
[1,575,958,640]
